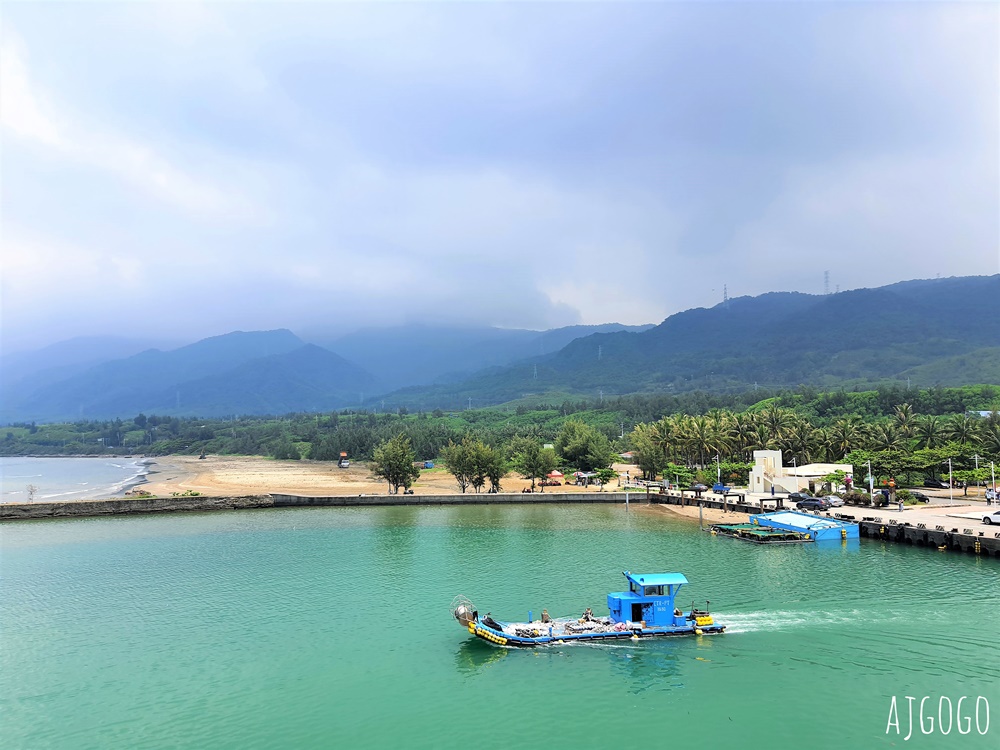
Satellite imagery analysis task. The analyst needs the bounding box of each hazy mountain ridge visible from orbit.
[379,275,1000,409]
[314,323,654,391]
[5,276,996,421]
[2,324,651,422]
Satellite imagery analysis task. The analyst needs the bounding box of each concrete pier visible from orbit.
[857,517,1000,557]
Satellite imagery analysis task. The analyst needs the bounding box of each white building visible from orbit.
[748,449,852,494]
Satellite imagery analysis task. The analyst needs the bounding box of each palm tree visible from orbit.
[684,415,717,468]
[894,403,916,438]
[782,420,821,465]
[828,416,863,457]
[730,413,758,461]
[762,404,794,444]
[944,414,979,447]
[915,415,945,449]
[869,422,904,452]
[651,417,677,465]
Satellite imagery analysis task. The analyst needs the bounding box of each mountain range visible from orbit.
[382,275,1000,409]
[0,323,649,422]
[2,275,997,422]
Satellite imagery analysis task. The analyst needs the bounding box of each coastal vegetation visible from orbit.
[3,384,999,489]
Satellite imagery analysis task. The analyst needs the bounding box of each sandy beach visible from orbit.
[141,455,649,498]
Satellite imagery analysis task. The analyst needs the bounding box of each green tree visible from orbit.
[440,439,474,493]
[595,467,617,490]
[510,437,556,490]
[630,423,667,480]
[556,420,615,471]
[271,439,301,460]
[370,434,420,494]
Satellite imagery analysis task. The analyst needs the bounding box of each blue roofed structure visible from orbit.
[750,511,859,541]
[607,571,693,627]
[623,572,689,587]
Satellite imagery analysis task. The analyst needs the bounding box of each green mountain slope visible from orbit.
[382,275,1000,410]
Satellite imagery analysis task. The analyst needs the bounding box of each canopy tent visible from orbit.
[547,471,564,478]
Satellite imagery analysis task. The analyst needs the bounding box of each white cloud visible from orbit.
[0,33,255,219]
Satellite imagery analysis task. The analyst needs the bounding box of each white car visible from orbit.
[823,494,845,507]
[983,510,1000,525]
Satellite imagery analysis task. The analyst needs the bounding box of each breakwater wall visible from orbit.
[1,491,634,520]
[0,495,274,520]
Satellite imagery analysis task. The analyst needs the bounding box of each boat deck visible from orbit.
[471,614,724,647]
[710,522,812,544]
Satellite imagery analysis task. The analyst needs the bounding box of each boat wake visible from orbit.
[717,608,903,634]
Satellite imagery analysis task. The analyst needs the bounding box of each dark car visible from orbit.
[924,479,950,489]
[796,498,832,511]
[788,492,814,503]
[691,484,709,493]
[908,491,930,503]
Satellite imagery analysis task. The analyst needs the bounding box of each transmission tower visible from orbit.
[824,271,830,295]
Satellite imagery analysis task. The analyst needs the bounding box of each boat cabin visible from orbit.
[607,571,689,627]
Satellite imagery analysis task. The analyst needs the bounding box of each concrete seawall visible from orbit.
[0,491,634,520]
[857,517,1000,557]
[0,495,275,520]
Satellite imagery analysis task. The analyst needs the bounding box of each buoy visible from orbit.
[630,634,640,641]
[695,628,704,635]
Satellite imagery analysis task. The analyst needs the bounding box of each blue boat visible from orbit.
[452,571,725,647]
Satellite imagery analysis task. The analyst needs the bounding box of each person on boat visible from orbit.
[541,609,550,623]
[582,607,594,622]
[674,607,682,617]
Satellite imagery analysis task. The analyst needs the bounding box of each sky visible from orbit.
[2,1,998,353]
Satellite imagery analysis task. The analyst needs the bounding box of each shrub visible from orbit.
[843,491,871,506]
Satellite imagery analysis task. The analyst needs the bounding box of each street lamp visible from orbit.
[714,454,721,484]
[866,460,874,497]
[944,459,954,506]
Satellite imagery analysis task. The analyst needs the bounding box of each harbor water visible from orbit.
[2,505,997,749]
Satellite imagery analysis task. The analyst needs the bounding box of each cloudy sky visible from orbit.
[2,1,997,352]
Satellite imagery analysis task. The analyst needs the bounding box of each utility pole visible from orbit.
[598,345,602,361]
[467,397,472,410]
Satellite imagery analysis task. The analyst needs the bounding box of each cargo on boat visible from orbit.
[452,571,724,647]
[709,522,812,544]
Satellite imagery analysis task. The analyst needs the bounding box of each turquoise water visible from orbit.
[2,505,998,749]
[0,456,149,502]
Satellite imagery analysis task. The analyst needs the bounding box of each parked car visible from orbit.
[691,484,709,493]
[822,494,845,507]
[796,498,832,511]
[982,510,1000,525]
[788,492,814,503]
[908,491,930,503]
[924,479,950,489]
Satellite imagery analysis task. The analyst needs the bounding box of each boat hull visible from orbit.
[468,620,726,647]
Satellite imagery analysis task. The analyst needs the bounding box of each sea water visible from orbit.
[1,505,997,749]
[0,456,149,503]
